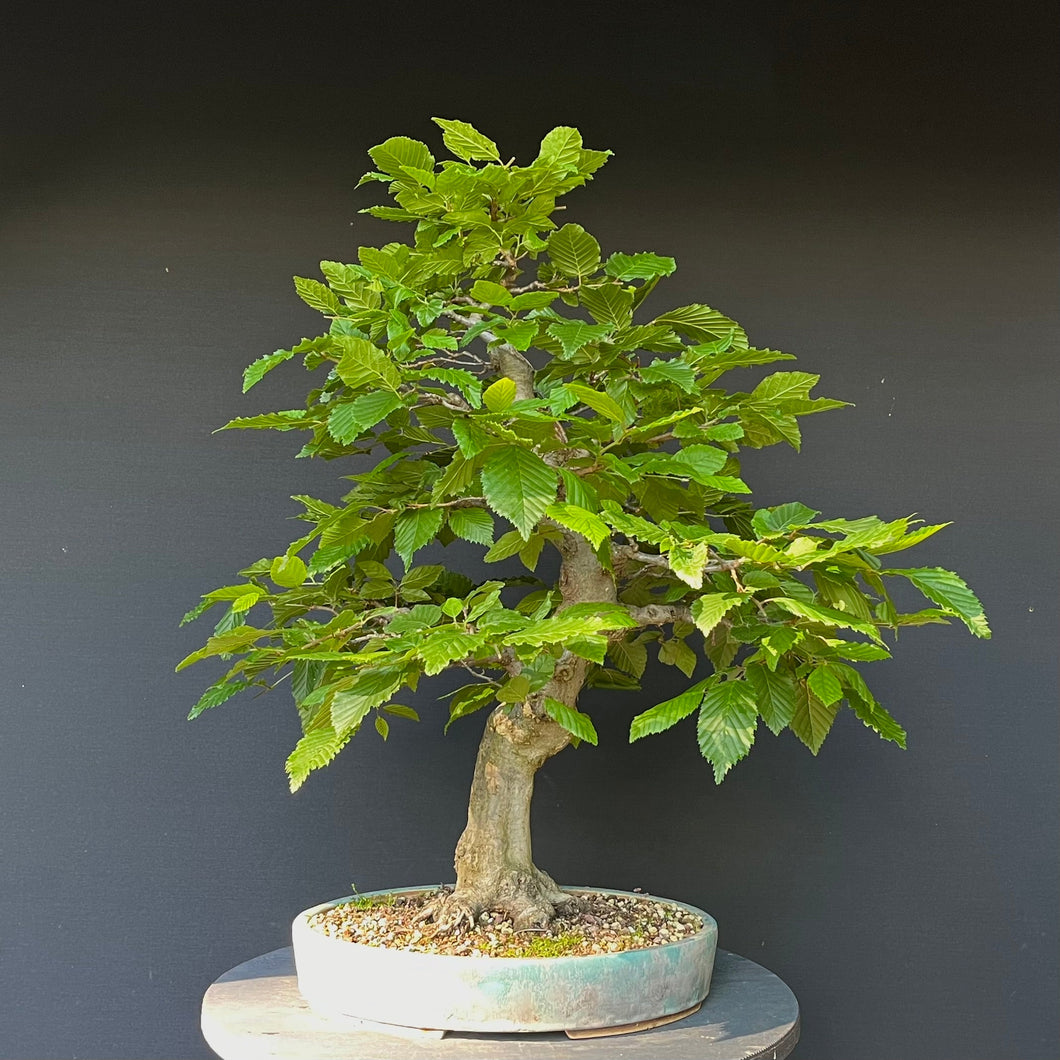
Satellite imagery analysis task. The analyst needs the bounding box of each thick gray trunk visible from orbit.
[428,535,617,930]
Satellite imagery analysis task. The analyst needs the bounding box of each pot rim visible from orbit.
[294,884,718,964]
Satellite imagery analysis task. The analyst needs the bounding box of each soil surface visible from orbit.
[307,888,705,957]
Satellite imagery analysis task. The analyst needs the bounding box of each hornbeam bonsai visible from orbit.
[179,119,990,932]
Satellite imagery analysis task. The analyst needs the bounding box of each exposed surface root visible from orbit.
[413,870,582,935]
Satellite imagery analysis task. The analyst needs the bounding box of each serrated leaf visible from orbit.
[789,682,839,754]
[771,597,883,642]
[807,664,844,707]
[328,391,403,443]
[417,629,484,676]
[445,683,496,732]
[883,567,990,638]
[690,594,744,637]
[432,118,500,161]
[187,678,252,720]
[640,358,696,393]
[543,698,598,745]
[653,304,748,347]
[545,503,610,549]
[270,554,307,588]
[563,383,627,424]
[604,251,677,281]
[579,284,633,328]
[697,679,758,783]
[335,336,400,391]
[447,507,494,546]
[285,727,350,792]
[536,126,583,172]
[752,502,821,537]
[659,637,697,677]
[493,320,539,351]
[481,446,558,539]
[470,279,512,306]
[546,319,612,357]
[609,637,648,679]
[216,410,310,432]
[745,662,797,735]
[548,223,601,279]
[394,508,445,567]
[243,349,296,393]
[368,136,435,176]
[751,371,819,404]
[629,678,710,741]
[294,276,341,315]
[482,377,518,412]
[383,703,420,721]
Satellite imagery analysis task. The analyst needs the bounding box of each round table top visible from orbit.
[201,946,800,1060]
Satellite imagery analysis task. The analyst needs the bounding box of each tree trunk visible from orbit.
[417,534,617,932]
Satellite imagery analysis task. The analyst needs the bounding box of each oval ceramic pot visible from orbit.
[292,885,718,1033]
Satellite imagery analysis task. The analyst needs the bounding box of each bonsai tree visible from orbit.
[178,119,990,932]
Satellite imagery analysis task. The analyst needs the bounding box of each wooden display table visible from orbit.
[202,946,799,1059]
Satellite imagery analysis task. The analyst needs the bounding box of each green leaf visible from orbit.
[328,391,403,443]
[745,662,797,735]
[374,715,390,740]
[697,679,758,783]
[653,304,748,347]
[546,320,612,357]
[175,625,266,671]
[563,383,627,424]
[285,727,350,792]
[883,567,990,638]
[331,668,405,733]
[368,136,435,176]
[789,682,839,754]
[417,628,483,675]
[470,279,512,306]
[270,554,307,588]
[481,447,559,539]
[493,320,539,351]
[610,637,648,679]
[382,703,420,721]
[545,503,610,549]
[548,223,601,279]
[536,126,583,172]
[187,678,252,720]
[579,284,633,329]
[216,411,311,432]
[445,683,496,732]
[447,507,495,546]
[604,252,677,281]
[543,698,598,745]
[640,358,696,393]
[752,502,821,537]
[294,276,341,315]
[482,377,518,412]
[243,349,296,393]
[335,336,401,391]
[751,371,819,404]
[394,508,445,566]
[771,597,883,643]
[432,118,501,161]
[659,637,697,677]
[807,664,844,707]
[690,594,744,637]
[629,678,710,741]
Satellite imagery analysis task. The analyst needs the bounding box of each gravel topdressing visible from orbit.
[306,889,705,957]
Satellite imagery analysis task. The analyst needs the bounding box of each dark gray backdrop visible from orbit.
[2,4,1056,1058]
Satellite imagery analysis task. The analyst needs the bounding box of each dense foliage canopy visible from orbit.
[180,119,989,790]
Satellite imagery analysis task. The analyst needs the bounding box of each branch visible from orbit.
[444,306,535,400]
[623,604,694,629]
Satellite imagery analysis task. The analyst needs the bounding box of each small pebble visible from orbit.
[307,890,704,958]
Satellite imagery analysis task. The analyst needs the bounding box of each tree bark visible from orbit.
[417,534,617,931]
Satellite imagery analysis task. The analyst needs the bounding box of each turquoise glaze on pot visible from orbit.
[292,886,718,1033]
